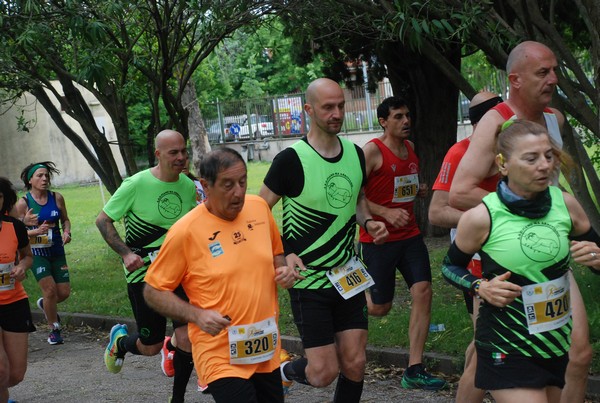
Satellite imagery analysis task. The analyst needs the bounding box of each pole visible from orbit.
[362,59,373,131]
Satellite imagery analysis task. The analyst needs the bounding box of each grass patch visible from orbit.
[22,162,600,373]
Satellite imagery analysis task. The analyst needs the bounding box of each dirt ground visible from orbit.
[9,323,458,402]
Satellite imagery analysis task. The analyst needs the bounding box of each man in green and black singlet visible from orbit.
[260,78,388,403]
[96,130,196,403]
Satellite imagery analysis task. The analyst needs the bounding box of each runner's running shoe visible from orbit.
[197,379,209,394]
[161,336,175,377]
[47,326,63,345]
[280,348,293,396]
[104,324,128,374]
[401,364,447,391]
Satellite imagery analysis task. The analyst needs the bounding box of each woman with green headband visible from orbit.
[15,161,71,345]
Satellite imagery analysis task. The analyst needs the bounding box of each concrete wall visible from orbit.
[223,123,474,163]
[0,83,126,188]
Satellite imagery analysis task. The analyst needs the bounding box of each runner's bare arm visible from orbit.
[428,190,463,228]
[449,112,503,210]
[144,284,230,336]
[259,184,281,209]
[95,211,143,272]
[357,189,388,244]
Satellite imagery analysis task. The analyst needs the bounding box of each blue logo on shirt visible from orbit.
[209,241,224,257]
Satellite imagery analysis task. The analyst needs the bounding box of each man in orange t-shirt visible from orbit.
[144,148,302,402]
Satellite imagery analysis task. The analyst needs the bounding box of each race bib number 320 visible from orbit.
[228,316,278,365]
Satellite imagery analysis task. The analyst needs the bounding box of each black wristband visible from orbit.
[363,218,374,229]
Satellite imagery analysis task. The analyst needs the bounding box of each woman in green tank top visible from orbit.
[442,120,600,402]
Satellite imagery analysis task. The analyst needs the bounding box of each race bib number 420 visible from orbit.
[228,317,278,365]
[521,273,570,335]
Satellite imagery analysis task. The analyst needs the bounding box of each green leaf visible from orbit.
[421,20,430,34]
[411,18,422,35]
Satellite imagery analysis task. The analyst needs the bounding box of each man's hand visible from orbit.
[122,252,145,273]
[195,309,232,336]
[62,231,72,245]
[275,265,305,289]
[380,207,410,228]
[477,271,522,307]
[417,183,429,198]
[285,253,307,272]
[366,220,389,245]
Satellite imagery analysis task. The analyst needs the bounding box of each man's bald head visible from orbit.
[506,41,555,74]
[470,91,500,108]
[468,91,503,125]
[153,130,187,181]
[155,130,185,151]
[305,78,343,105]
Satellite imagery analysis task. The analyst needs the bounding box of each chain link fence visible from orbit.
[201,81,472,144]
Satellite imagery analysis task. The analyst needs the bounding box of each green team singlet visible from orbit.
[284,138,363,289]
[477,186,572,358]
[103,169,196,283]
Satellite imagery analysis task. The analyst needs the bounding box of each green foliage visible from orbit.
[460,50,506,96]
[199,16,324,101]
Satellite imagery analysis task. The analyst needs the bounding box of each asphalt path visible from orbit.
[10,323,458,403]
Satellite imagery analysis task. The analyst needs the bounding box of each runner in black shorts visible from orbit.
[260,78,388,403]
[288,287,368,349]
[358,97,445,390]
[443,120,600,402]
[96,130,197,403]
[359,236,432,305]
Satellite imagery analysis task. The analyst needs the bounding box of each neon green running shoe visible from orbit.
[104,324,128,374]
[401,365,447,391]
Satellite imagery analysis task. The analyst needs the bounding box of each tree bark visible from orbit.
[182,81,211,176]
[381,42,461,237]
[30,85,122,193]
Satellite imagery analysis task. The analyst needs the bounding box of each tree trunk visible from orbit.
[381,42,461,237]
[30,86,122,193]
[182,81,211,176]
[560,123,600,231]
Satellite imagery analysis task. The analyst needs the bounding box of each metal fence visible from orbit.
[201,81,472,144]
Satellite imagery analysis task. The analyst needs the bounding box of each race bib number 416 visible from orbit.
[327,256,374,300]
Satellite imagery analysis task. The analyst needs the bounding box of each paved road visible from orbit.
[10,323,458,402]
